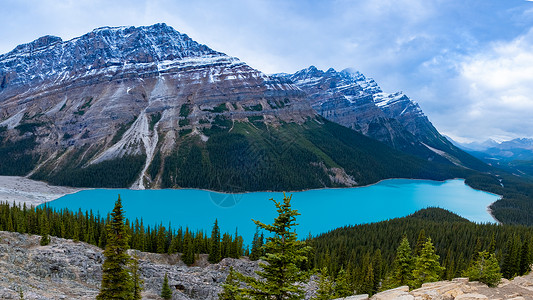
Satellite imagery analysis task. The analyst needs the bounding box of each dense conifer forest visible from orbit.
[0,201,244,265]
[309,207,533,294]
[465,173,533,225]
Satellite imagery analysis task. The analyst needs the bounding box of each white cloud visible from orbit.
[429,28,533,142]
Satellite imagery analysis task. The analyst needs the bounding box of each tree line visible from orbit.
[309,207,533,296]
[0,200,244,266]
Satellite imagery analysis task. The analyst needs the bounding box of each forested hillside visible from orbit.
[310,207,533,294]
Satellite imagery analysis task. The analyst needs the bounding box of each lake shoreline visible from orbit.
[0,176,502,225]
[0,176,83,207]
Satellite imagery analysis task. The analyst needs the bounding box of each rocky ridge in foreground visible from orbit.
[0,231,261,299]
[3,231,533,300]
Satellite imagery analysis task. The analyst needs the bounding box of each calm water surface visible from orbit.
[44,179,500,243]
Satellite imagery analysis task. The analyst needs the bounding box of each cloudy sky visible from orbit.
[1,0,533,142]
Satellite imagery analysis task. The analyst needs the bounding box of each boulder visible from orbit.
[454,293,488,300]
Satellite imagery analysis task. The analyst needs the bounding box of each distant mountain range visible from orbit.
[449,137,533,178]
[0,23,486,190]
[450,137,533,161]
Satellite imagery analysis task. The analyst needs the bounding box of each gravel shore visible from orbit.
[0,176,81,207]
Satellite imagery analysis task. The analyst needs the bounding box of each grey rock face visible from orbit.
[0,24,315,188]
[276,66,480,168]
[0,231,258,299]
[0,231,321,300]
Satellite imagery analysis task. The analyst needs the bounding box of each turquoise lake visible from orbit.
[43,179,500,244]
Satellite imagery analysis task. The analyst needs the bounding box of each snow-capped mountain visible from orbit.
[0,24,486,190]
[275,66,486,170]
[0,24,316,189]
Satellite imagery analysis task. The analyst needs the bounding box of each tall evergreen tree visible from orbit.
[250,228,264,261]
[161,273,172,300]
[372,249,383,292]
[414,229,426,256]
[182,229,195,266]
[465,251,501,287]
[334,266,352,297]
[219,267,245,300]
[312,267,334,300]
[97,195,132,300]
[389,237,413,288]
[502,235,521,278]
[131,253,143,300]
[410,237,444,288]
[39,213,50,246]
[358,263,374,296]
[520,239,530,275]
[209,219,221,263]
[237,194,311,299]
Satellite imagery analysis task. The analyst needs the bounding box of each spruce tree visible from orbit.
[161,273,172,300]
[389,237,413,288]
[410,237,444,288]
[359,262,375,295]
[131,253,143,300]
[414,229,426,256]
[372,249,383,292]
[39,213,50,246]
[237,194,311,299]
[520,239,530,275]
[312,267,334,300]
[250,228,263,261]
[209,219,221,263]
[219,267,245,300]
[335,267,353,297]
[182,229,195,266]
[465,251,501,287]
[97,195,132,300]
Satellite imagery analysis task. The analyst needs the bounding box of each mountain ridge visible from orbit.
[0,24,482,191]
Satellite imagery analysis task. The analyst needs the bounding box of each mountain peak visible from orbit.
[7,35,62,56]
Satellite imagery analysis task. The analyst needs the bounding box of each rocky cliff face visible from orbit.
[0,231,261,300]
[0,24,484,190]
[3,231,533,300]
[276,67,487,170]
[0,24,315,189]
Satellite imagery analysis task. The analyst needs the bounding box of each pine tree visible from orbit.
[161,273,172,300]
[410,237,444,288]
[389,237,413,288]
[488,233,496,254]
[156,224,166,254]
[219,267,245,300]
[359,262,374,296]
[502,235,521,278]
[335,266,353,297]
[372,249,383,292]
[250,228,263,261]
[414,229,426,256]
[39,213,50,246]
[97,195,132,300]
[472,238,483,262]
[182,229,195,266]
[465,251,501,287]
[209,219,221,263]
[131,253,143,300]
[236,194,311,299]
[520,239,530,275]
[312,267,334,300]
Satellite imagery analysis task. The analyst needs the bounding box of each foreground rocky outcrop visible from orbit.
[336,276,533,300]
[5,230,533,300]
[0,231,261,299]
